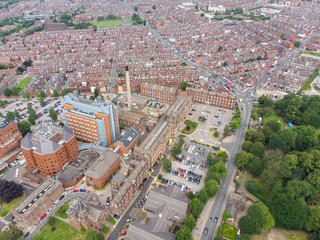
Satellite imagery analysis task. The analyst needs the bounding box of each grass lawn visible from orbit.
[262,110,285,129]
[55,201,70,219]
[281,229,309,240]
[217,222,237,240]
[34,217,93,240]
[181,127,196,134]
[91,20,123,28]
[108,217,116,224]
[0,193,25,217]
[15,77,32,90]
[102,226,110,234]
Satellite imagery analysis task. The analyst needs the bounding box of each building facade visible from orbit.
[12,179,64,226]
[110,160,147,216]
[140,82,177,103]
[178,87,236,109]
[0,118,22,159]
[134,97,191,169]
[21,124,78,176]
[63,92,120,146]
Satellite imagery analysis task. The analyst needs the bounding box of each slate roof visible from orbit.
[117,128,139,149]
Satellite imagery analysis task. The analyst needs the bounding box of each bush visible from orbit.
[157,174,163,180]
[80,227,86,232]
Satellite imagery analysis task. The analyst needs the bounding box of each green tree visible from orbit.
[215,150,228,162]
[28,108,36,124]
[223,61,227,67]
[249,202,275,231]
[4,88,12,97]
[11,87,20,96]
[235,151,254,171]
[175,226,193,240]
[152,5,156,9]
[181,81,189,91]
[213,131,219,137]
[6,111,15,121]
[0,224,23,240]
[49,107,57,121]
[184,214,196,231]
[48,216,55,226]
[223,124,229,137]
[239,215,260,234]
[14,109,19,119]
[59,122,65,127]
[283,154,298,170]
[242,141,253,152]
[97,16,104,22]
[189,198,204,218]
[157,174,163,180]
[305,208,320,232]
[200,13,204,17]
[53,89,59,98]
[36,90,46,98]
[61,88,72,96]
[162,158,172,172]
[213,161,227,178]
[248,142,265,158]
[268,195,308,230]
[205,179,219,197]
[218,46,223,52]
[94,88,99,98]
[248,158,264,177]
[23,91,30,100]
[230,120,239,132]
[17,120,31,137]
[285,179,316,201]
[207,152,214,165]
[294,41,301,47]
[266,120,281,132]
[197,188,209,204]
[39,95,45,106]
[134,6,138,11]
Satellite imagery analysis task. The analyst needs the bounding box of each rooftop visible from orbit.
[117,128,139,149]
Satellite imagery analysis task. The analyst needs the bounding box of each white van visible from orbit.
[15,169,19,178]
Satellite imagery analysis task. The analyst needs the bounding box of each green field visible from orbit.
[217,222,238,240]
[15,77,32,90]
[262,110,285,129]
[91,20,123,28]
[55,201,69,219]
[0,193,25,217]
[34,218,93,240]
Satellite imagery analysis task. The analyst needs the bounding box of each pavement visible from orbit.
[237,170,259,203]
[26,191,87,240]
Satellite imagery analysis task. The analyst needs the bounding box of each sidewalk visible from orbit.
[236,170,259,203]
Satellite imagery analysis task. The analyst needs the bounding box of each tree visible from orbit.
[97,16,104,22]
[294,41,301,47]
[85,231,104,240]
[152,5,156,9]
[283,154,298,170]
[11,87,20,96]
[134,6,138,11]
[306,208,320,232]
[248,203,275,231]
[175,226,193,240]
[162,158,172,172]
[49,107,57,121]
[28,108,36,124]
[197,188,209,204]
[59,122,65,127]
[0,180,23,203]
[241,141,252,152]
[189,198,204,218]
[14,109,20,119]
[0,224,23,240]
[53,89,59,98]
[23,91,30,100]
[230,120,239,132]
[184,214,196,231]
[213,131,219,137]
[285,179,316,201]
[235,151,254,171]
[218,46,223,52]
[6,111,15,121]
[109,58,113,63]
[268,195,308,230]
[36,90,46,98]
[213,161,227,178]
[239,215,260,234]
[248,158,264,177]
[48,216,55,226]
[120,124,124,130]
[181,81,189,91]
[94,88,99,98]
[61,88,72,96]
[223,61,227,67]
[17,120,31,137]
[223,125,229,137]
[157,174,163,180]
[205,179,219,197]
[266,120,281,132]
[4,88,12,97]
[17,66,25,74]
[201,13,204,17]
[195,4,198,9]
[39,95,45,106]
[248,142,265,158]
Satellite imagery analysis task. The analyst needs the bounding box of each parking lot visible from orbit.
[0,97,64,124]
[162,139,220,194]
[188,103,234,146]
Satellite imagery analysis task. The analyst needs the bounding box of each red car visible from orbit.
[40,214,47,220]
[212,152,216,155]
[121,231,127,236]
[187,188,190,193]
[181,173,184,178]
[73,189,78,192]
[200,161,203,165]
[139,184,144,190]
[2,106,5,109]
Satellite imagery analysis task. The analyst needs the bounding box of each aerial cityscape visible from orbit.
[0,0,319,239]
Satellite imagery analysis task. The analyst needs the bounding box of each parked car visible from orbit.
[23,232,30,239]
[126,218,133,223]
[143,178,147,184]
[40,213,47,220]
[114,214,120,219]
[73,189,78,192]
[214,217,218,222]
[139,183,144,189]
[204,228,208,235]
[79,189,86,192]
[120,231,127,235]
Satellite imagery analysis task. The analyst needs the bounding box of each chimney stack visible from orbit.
[125,66,132,111]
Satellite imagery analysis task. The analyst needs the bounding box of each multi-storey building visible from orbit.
[21,123,78,176]
[114,128,139,156]
[110,160,147,216]
[134,97,191,169]
[140,82,177,103]
[178,87,236,109]
[63,92,120,146]
[12,179,64,226]
[0,118,22,160]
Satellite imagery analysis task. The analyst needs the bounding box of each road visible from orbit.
[107,158,164,240]
[108,32,121,94]
[26,192,87,240]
